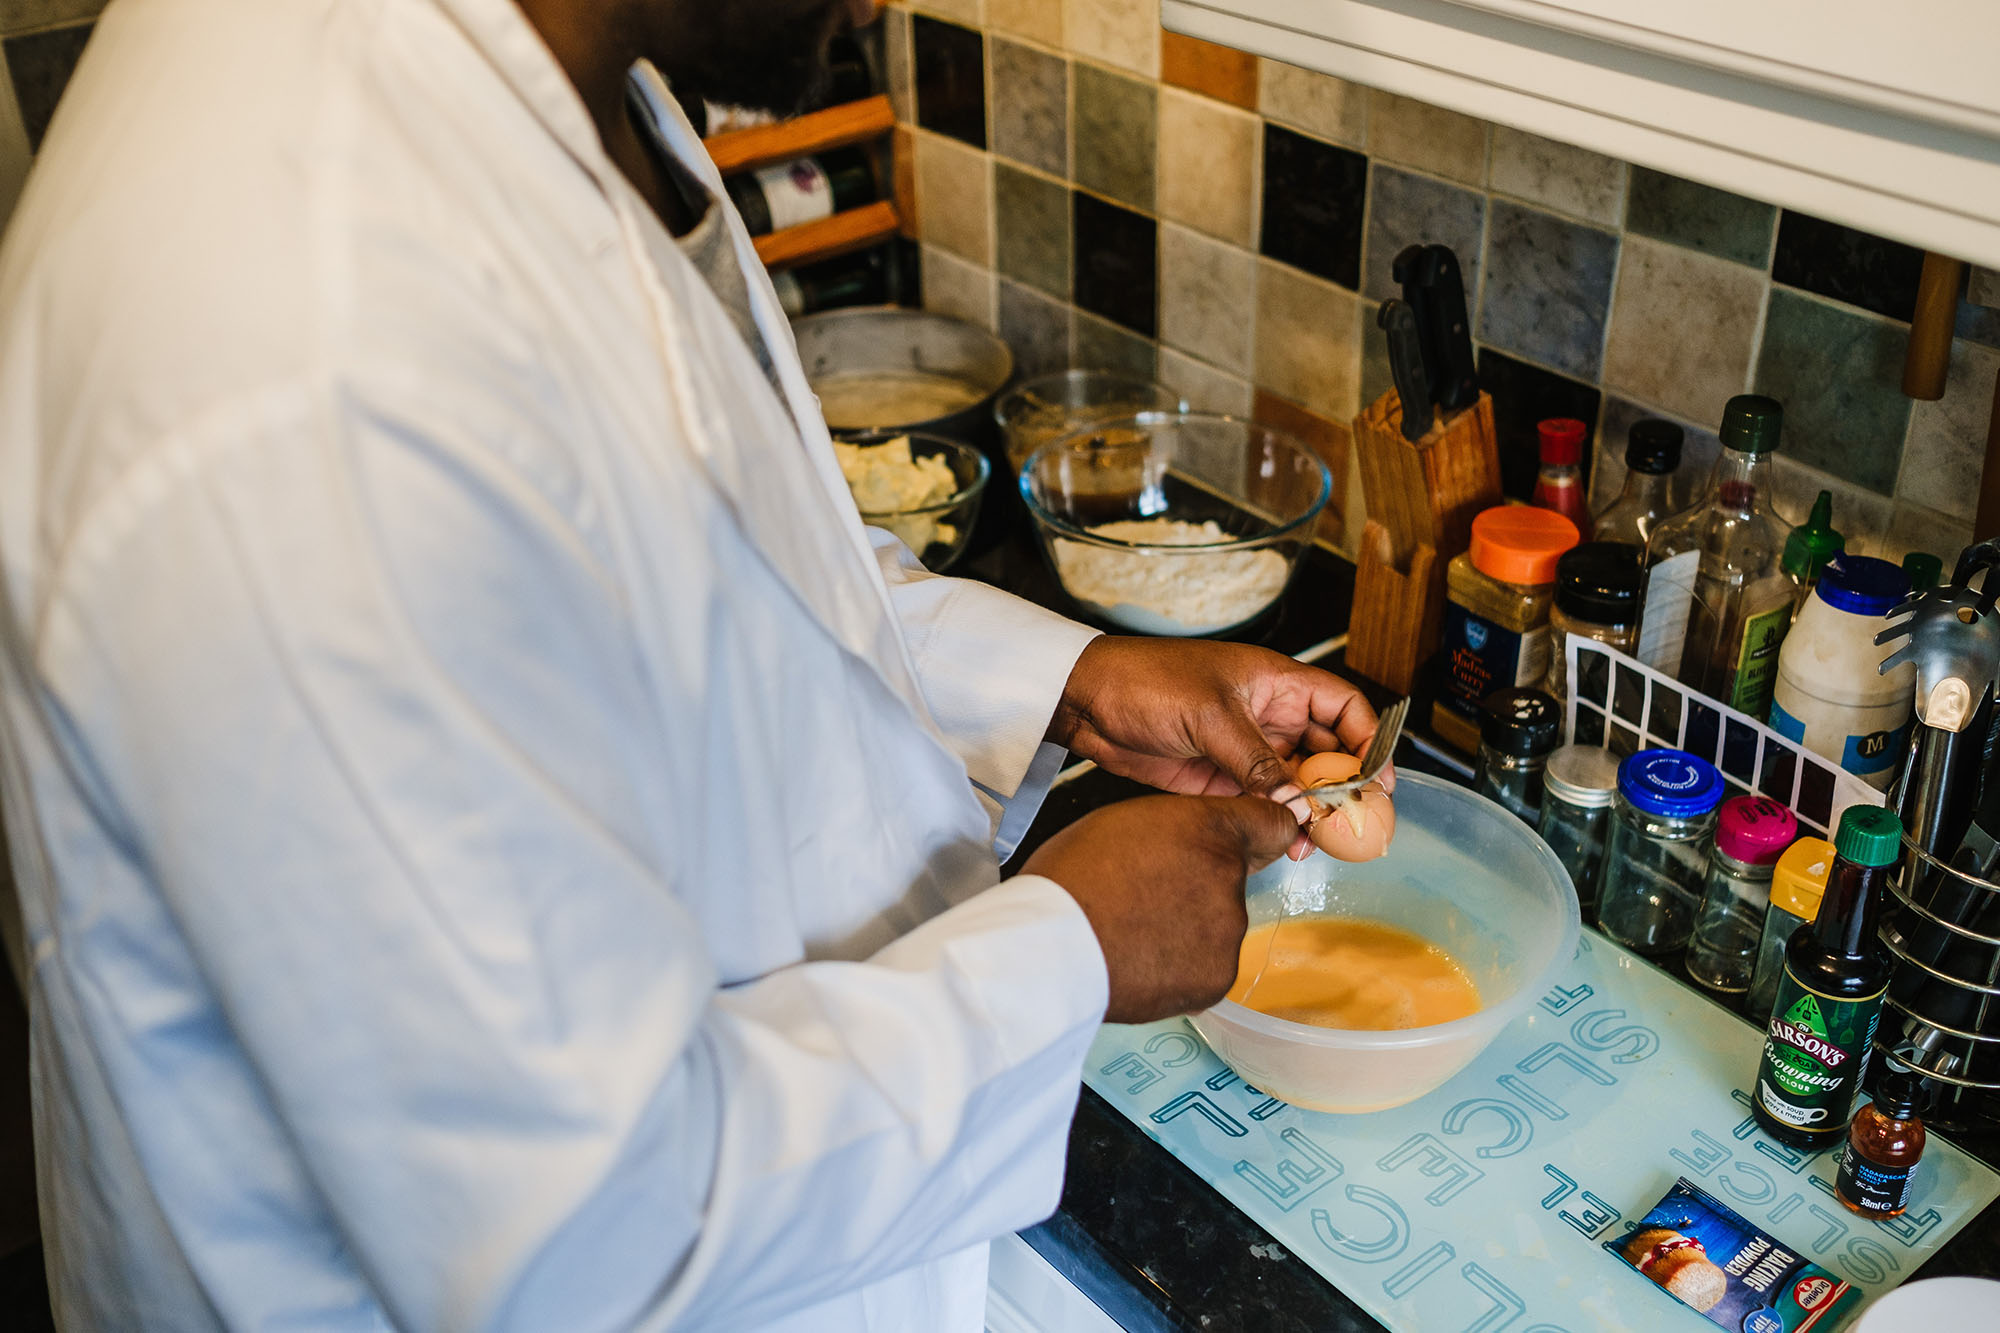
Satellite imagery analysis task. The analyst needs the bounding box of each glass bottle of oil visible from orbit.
[1637,395,1793,719]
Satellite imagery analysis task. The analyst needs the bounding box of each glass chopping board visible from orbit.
[1082,930,1999,1331]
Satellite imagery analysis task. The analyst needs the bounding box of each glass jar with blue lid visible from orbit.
[1597,748,1726,955]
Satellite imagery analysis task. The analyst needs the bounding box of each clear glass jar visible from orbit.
[1746,836,1833,1022]
[1685,797,1798,994]
[1597,749,1724,956]
[1433,506,1578,753]
[1472,688,1560,825]
[1538,745,1622,920]
[1543,542,1643,707]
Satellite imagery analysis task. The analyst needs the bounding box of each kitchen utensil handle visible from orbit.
[1422,245,1479,414]
[1378,300,1433,443]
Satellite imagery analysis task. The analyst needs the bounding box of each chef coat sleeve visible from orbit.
[39,391,1109,1332]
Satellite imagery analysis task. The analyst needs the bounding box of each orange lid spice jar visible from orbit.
[1433,505,1581,753]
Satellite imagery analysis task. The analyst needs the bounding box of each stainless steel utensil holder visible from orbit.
[1879,835,2000,1129]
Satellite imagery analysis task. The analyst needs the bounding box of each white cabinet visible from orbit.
[1165,0,2000,266]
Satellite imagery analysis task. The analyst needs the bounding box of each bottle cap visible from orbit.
[1624,419,1684,475]
[1869,1065,1930,1121]
[1903,552,1943,591]
[1544,744,1622,808]
[1771,837,1834,918]
[1554,542,1644,625]
[1537,418,1587,466]
[1815,553,1909,618]
[1835,805,1904,868]
[1720,394,1784,454]
[1781,490,1845,583]
[1715,796,1799,866]
[1617,748,1725,820]
[1469,504,1580,586]
[1479,688,1561,758]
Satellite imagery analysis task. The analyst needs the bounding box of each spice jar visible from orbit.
[1537,744,1622,920]
[1686,797,1798,996]
[1473,688,1561,826]
[1544,542,1643,708]
[1434,505,1580,753]
[1746,836,1832,1023]
[1597,748,1724,956]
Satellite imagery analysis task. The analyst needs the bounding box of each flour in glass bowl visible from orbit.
[1053,518,1292,635]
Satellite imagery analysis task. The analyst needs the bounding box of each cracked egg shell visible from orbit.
[1297,750,1396,862]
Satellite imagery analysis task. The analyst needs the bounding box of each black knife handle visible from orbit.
[1377,299,1433,443]
[1421,245,1479,413]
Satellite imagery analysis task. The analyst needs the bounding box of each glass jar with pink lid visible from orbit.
[1686,796,1799,996]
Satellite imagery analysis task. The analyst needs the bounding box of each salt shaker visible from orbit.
[1686,796,1798,995]
[1472,687,1561,826]
[1596,749,1724,956]
[1537,744,1622,921]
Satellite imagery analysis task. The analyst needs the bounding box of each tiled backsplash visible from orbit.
[886,0,2000,563]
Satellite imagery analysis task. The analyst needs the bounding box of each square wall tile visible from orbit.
[1362,165,1484,302]
[1365,89,1487,186]
[4,20,90,152]
[997,278,1073,376]
[1770,458,1894,556]
[1885,501,1973,567]
[1899,338,2000,523]
[1075,311,1158,377]
[1064,0,1160,79]
[1959,300,2000,351]
[1156,89,1258,248]
[1160,348,1253,415]
[1259,124,1366,290]
[1160,32,1256,110]
[1257,58,1365,147]
[1477,200,1619,381]
[1255,259,1362,420]
[1754,288,1911,493]
[912,15,986,149]
[920,245,996,329]
[1625,168,1775,268]
[987,0,1063,46]
[1488,127,1626,227]
[1476,347,1602,501]
[1072,63,1156,212]
[993,162,1070,298]
[914,132,993,265]
[1254,390,1351,546]
[990,40,1067,178]
[884,7,914,124]
[1159,223,1254,375]
[1593,397,1720,515]
[1772,211,1924,323]
[1073,191,1157,336]
[1971,266,2000,309]
[1601,235,1764,427]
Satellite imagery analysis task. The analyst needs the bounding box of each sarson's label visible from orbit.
[1755,980,1882,1130]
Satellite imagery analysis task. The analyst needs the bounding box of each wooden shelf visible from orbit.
[754,200,901,271]
[704,95,896,177]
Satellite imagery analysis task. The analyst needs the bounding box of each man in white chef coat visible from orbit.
[0,0,1383,1328]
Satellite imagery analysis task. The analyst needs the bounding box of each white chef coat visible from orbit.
[0,0,1111,1328]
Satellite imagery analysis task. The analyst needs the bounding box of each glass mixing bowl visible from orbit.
[1018,412,1331,636]
[833,430,989,571]
[1193,773,1582,1113]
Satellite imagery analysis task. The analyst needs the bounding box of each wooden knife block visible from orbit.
[1345,389,1501,694]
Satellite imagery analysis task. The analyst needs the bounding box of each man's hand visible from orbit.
[1024,794,1298,1023]
[1047,638,1388,857]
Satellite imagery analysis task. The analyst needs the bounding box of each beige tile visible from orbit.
[1159,348,1253,415]
[1064,0,1160,78]
[1156,88,1258,248]
[1602,236,1764,427]
[914,132,993,265]
[1884,500,1973,568]
[1257,58,1365,147]
[1365,89,1488,186]
[1489,127,1627,227]
[907,0,982,26]
[1771,457,1893,557]
[1899,338,2000,523]
[920,246,997,330]
[986,0,1063,46]
[1159,223,1254,375]
[1254,259,1362,421]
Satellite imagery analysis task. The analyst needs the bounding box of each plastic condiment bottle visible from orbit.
[1592,418,1683,548]
[1473,687,1562,826]
[1434,505,1581,753]
[1687,797,1799,996]
[1836,1063,1929,1219]
[1544,542,1643,707]
[1769,555,1915,791]
[1532,419,1590,535]
[1752,805,1901,1151]
[1748,836,1832,1024]
[1781,490,1845,615]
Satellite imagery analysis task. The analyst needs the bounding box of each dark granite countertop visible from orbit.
[961,523,2000,1333]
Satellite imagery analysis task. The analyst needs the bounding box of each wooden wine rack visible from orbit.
[703,94,901,273]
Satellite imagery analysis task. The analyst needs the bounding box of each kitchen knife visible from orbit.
[1420,244,1480,413]
[1378,299,1433,443]
[1391,244,1442,402]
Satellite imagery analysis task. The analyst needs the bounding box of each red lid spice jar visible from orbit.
[1532,418,1590,536]
[1432,505,1580,754]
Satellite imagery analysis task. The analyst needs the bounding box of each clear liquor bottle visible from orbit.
[1592,418,1683,548]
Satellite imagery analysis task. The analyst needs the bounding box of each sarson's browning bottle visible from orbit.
[1752,805,1901,1151]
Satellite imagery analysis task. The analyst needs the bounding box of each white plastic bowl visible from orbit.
[1192,773,1580,1113]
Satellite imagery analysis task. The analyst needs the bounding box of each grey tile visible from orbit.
[997,279,1073,377]
[1075,311,1157,378]
[994,162,1071,299]
[1754,288,1912,494]
[991,39,1066,178]
[1362,165,1484,302]
[1158,348,1251,415]
[1899,338,2000,522]
[1626,167,1777,269]
[920,246,996,330]
[1071,63,1155,212]
[1956,298,2000,351]
[1885,500,1973,568]
[1971,265,2000,309]
[1600,235,1764,427]
[1476,200,1619,381]
[1158,223,1253,374]
[1770,458,1894,556]
[1488,127,1626,227]
[1594,396,1721,514]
